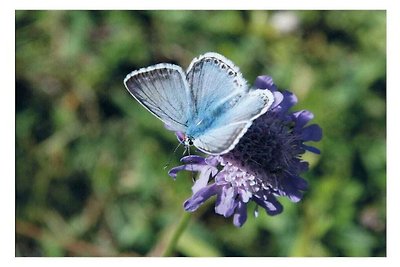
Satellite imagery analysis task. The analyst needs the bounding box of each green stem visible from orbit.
[162,211,192,257]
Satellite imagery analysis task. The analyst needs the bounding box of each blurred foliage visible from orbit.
[16,10,386,257]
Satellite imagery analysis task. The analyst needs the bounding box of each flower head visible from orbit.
[169,75,322,227]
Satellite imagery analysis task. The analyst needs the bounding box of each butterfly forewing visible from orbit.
[124,64,191,132]
[186,52,248,117]
[186,53,274,154]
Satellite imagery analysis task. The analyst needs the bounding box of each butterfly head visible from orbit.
[181,134,194,157]
[176,132,194,149]
[184,136,194,147]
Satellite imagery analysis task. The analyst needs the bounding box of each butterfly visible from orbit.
[124,52,274,155]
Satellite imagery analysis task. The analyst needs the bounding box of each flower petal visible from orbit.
[252,194,283,216]
[214,170,229,183]
[296,160,310,172]
[168,165,185,179]
[238,188,252,203]
[302,144,321,154]
[271,91,284,108]
[233,201,248,227]
[274,90,297,114]
[254,75,278,91]
[168,164,209,179]
[291,175,309,191]
[184,184,220,212]
[278,176,304,202]
[301,124,323,141]
[192,166,218,193]
[205,156,220,166]
[215,186,238,217]
[181,155,207,164]
[292,110,314,129]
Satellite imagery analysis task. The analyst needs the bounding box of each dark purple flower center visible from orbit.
[223,110,302,190]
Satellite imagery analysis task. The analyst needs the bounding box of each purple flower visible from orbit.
[169,75,322,227]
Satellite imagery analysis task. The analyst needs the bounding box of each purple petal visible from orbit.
[238,188,252,203]
[168,164,208,179]
[271,91,284,109]
[192,166,218,193]
[233,201,248,227]
[184,184,220,212]
[292,110,314,129]
[286,191,303,203]
[290,175,309,191]
[252,194,283,216]
[278,176,304,202]
[291,158,309,173]
[272,90,297,115]
[214,170,229,184]
[301,124,323,141]
[168,165,185,179]
[302,144,321,154]
[181,155,206,164]
[254,75,278,92]
[297,160,310,172]
[215,186,238,217]
[205,156,220,167]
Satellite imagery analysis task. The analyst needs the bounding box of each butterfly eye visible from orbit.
[188,139,194,146]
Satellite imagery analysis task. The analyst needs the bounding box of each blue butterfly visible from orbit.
[124,52,274,155]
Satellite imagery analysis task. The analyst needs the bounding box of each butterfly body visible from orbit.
[124,52,274,155]
[186,100,229,139]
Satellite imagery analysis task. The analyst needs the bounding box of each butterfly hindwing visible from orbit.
[193,122,249,154]
[194,89,274,154]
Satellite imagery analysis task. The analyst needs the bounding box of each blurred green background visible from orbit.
[16,10,386,256]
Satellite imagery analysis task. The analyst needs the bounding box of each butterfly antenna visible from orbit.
[163,142,182,170]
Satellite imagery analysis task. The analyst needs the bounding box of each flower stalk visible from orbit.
[161,211,192,257]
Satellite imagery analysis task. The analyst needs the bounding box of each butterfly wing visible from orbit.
[124,64,191,132]
[186,52,274,154]
[193,123,249,154]
[193,89,274,154]
[186,52,248,117]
